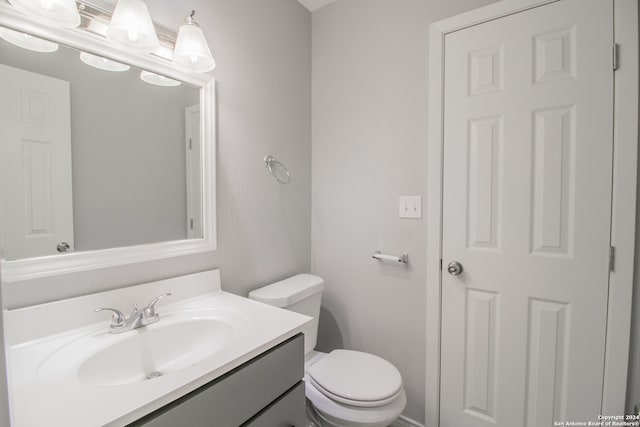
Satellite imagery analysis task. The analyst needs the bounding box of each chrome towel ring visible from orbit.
[264,155,291,184]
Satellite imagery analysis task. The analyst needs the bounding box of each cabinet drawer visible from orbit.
[242,381,305,427]
[131,333,304,427]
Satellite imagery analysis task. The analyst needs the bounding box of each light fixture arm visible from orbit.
[182,10,198,27]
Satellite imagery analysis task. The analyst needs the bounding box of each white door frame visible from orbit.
[425,1,639,426]
[0,262,10,427]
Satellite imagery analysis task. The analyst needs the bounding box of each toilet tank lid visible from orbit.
[248,274,324,307]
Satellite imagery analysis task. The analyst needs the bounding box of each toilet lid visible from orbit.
[307,350,403,407]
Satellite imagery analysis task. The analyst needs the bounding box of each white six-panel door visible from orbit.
[0,64,74,260]
[440,0,614,425]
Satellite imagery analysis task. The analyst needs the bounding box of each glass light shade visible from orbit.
[140,71,181,87]
[8,0,80,28]
[107,0,159,53]
[0,27,58,52]
[80,52,130,72]
[173,17,215,72]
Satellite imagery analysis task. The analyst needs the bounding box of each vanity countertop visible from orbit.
[4,270,310,426]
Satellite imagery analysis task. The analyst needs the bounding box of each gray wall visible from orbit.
[311,0,497,423]
[3,0,311,308]
[71,60,196,251]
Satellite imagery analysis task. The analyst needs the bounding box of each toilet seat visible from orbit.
[309,376,403,408]
[307,350,403,408]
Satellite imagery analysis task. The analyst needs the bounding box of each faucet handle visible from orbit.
[94,307,126,328]
[143,293,172,321]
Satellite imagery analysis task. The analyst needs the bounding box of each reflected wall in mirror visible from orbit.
[0,28,203,261]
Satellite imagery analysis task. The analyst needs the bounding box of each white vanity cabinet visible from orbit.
[130,334,305,427]
[5,271,311,426]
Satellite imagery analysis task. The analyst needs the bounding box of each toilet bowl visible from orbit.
[304,350,406,427]
[248,274,406,427]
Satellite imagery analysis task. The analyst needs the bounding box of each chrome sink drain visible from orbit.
[145,371,164,380]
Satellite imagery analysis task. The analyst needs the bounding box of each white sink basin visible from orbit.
[78,318,234,385]
[6,276,311,427]
[37,309,241,386]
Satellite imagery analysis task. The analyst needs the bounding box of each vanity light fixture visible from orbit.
[8,0,80,28]
[172,10,215,73]
[79,51,130,72]
[139,70,181,87]
[107,0,159,53]
[0,26,58,52]
[6,0,218,72]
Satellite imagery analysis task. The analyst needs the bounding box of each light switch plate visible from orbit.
[399,196,422,218]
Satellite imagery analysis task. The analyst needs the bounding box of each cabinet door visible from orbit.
[131,334,304,427]
[243,382,305,427]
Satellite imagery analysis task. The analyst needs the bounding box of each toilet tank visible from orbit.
[248,274,324,356]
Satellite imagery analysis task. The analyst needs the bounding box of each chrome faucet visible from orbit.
[95,293,172,334]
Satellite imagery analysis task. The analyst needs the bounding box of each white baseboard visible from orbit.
[390,415,425,427]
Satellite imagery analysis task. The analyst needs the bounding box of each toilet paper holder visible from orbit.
[372,251,409,264]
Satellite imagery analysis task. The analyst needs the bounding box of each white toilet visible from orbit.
[249,274,406,427]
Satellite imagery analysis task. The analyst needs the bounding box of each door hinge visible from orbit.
[188,138,192,149]
[190,218,194,230]
[613,43,619,71]
[609,246,616,272]
[440,259,443,271]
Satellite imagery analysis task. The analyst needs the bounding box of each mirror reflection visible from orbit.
[0,27,202,261]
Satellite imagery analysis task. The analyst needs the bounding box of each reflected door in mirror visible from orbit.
[0,64,74,259]
[185,104,201,239]
[0,11,215,282]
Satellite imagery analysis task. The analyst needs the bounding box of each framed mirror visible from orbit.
[0,4,216,283]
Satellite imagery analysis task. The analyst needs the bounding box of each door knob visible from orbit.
[447,261,463,276]
[56,242,71,253]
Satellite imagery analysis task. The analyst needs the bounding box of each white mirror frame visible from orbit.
[0,4,216,283]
